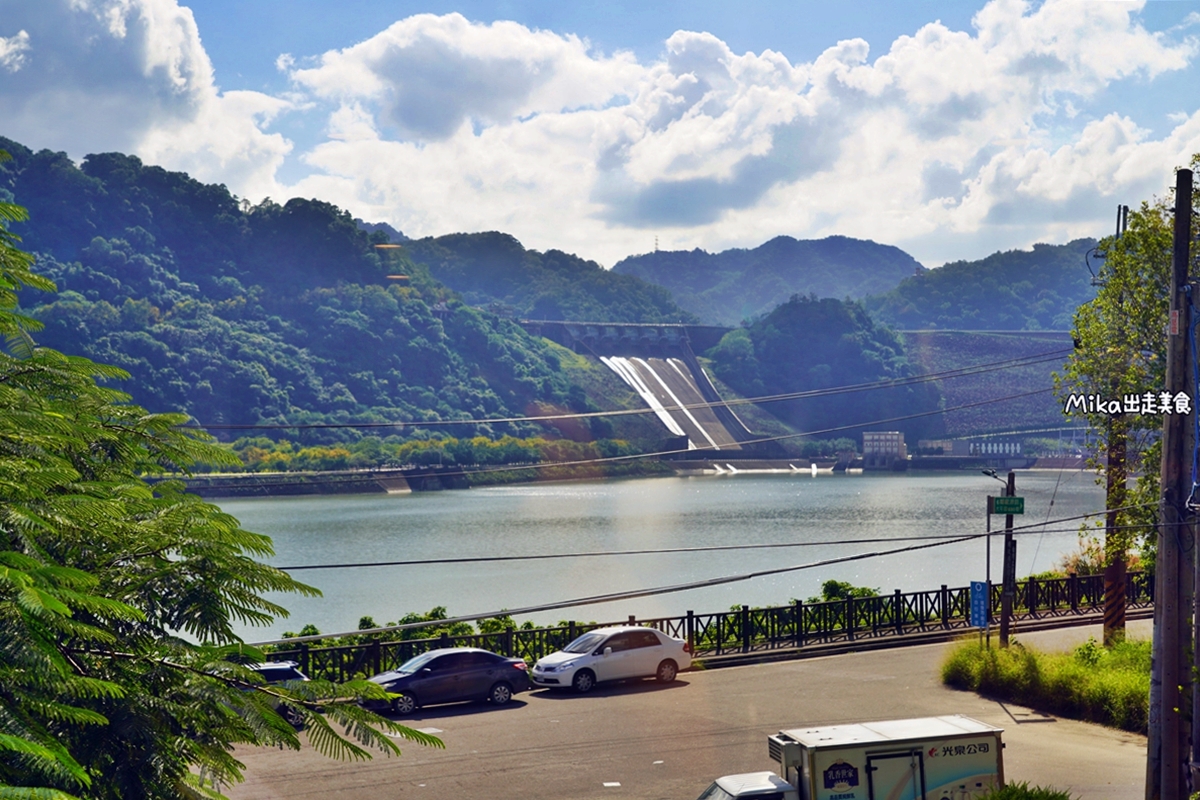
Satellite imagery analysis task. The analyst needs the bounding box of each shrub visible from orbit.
[979,782,1075,800]
[941,636,1150,734]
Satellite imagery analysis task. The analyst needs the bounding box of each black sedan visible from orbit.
[365,647,531,714]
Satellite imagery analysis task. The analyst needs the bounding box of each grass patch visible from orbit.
[942,636,1150,734]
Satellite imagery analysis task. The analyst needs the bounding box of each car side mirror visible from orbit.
[603,647,612,657]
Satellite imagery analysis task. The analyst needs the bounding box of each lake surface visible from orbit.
[220,469,1107,643]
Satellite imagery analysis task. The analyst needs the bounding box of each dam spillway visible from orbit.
[600,356,746,451]
[515,318,758,455]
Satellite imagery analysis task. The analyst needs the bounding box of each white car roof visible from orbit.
[581,625,670,636]
[715,772,793,795]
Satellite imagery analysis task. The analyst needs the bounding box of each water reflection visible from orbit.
[220,469,1103,642]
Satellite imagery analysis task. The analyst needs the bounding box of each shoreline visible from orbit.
[162,455,1089,499]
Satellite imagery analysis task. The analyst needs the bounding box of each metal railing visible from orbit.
[268,571,1153,682]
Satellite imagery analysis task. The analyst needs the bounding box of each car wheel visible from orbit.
[390,692,417,715]
[489,682,514,705]
[281,705,305,730]
[572,669,597,693]
[655,660,678,683]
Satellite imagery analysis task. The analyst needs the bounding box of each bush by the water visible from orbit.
[941,637,1150,734]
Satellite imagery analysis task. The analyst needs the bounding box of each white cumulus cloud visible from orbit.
[0,0,290,198]
[0,29,30,72]
[2,0,1198,267]
[277,0,1199,265]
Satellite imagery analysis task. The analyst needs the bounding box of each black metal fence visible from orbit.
[268,571,1153,683]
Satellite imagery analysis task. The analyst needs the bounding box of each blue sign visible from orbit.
[970,581,988,627]
[823,761,859,790]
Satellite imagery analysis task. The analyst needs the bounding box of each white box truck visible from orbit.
[697,715,1004,800]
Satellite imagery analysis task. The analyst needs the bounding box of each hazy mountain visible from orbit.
[403,231,695,323]
[865,239,1098,331]
[612,235,924,325]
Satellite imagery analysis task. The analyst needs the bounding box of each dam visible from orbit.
[519,319,760,455]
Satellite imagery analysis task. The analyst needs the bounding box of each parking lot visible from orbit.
[228,622,1149,800]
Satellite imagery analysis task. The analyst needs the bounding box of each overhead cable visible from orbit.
[249,533,983,646]
[272,503,1159,571]
[186,347,1071,432]
[250,500,1160,646]
[182,386,1059,491]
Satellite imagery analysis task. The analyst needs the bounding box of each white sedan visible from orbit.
[530,625,692,693]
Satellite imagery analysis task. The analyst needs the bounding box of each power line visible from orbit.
[271,503,1159,571]
[186,348,1071,432]
[182,385,1059,491]
[249,533,984,646]
[248,499,1159,647]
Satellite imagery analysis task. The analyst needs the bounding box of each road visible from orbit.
[228,621,1150,800]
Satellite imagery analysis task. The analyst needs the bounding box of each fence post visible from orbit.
[439,632,450,648]
[846,598,855,642]
[504,626,514,658]
[893,590,903,636]
[568,620,576,641]
[1028,577,1038,618]
[1069,573,1078,613]
[741,605,751,653]
[299,643,309,678]
[371,637,381,676]
[628,614,636,625]
[940,585,949,629]
[794,600,804,649]
[686,611,695,656]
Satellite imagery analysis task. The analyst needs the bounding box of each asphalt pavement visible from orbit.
[226,620,1152,800]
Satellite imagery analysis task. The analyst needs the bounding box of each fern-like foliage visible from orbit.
[0,172,441,799]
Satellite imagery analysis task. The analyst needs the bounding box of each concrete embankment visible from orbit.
[163,467,469,498]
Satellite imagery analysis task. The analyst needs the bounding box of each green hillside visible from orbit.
[0,138,660,444]
[866,240,1098,331]
[403,232,695,323]
[900,330,1072,436]
[612,235,923,325]
[704,294,943,441]
[5,135,1060,462]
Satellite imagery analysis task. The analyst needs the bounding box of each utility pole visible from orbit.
[1103,410,1127,646]
[999,470,1016,648]
[1105,207,1131,648]
[1148,166,1193,800]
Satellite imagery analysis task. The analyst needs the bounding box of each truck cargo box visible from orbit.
[767,715,1003,800]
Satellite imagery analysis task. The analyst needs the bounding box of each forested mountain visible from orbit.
[2,134,1074,455]
[864,239,1097,330]
[403,232,694,323]
[0,137,659,442]
[704,294,943,441]
[612,235,924,325]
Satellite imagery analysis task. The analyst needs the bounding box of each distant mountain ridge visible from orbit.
[0,136,670,439]
[865,239,1097,331]
[612,235,924,325]
[403,231,694,324]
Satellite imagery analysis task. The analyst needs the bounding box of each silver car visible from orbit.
[531,625,692,693]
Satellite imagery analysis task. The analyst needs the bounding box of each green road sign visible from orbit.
[990,496,1025,515]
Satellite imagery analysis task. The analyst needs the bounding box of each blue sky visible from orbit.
[2,1,1199,267]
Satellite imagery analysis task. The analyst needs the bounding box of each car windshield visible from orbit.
[562,633,605,654]
[694,783,736,800]
[397,652,438,674]
[257,666,303,682]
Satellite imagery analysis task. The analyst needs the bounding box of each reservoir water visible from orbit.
[221,469,1107,643]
